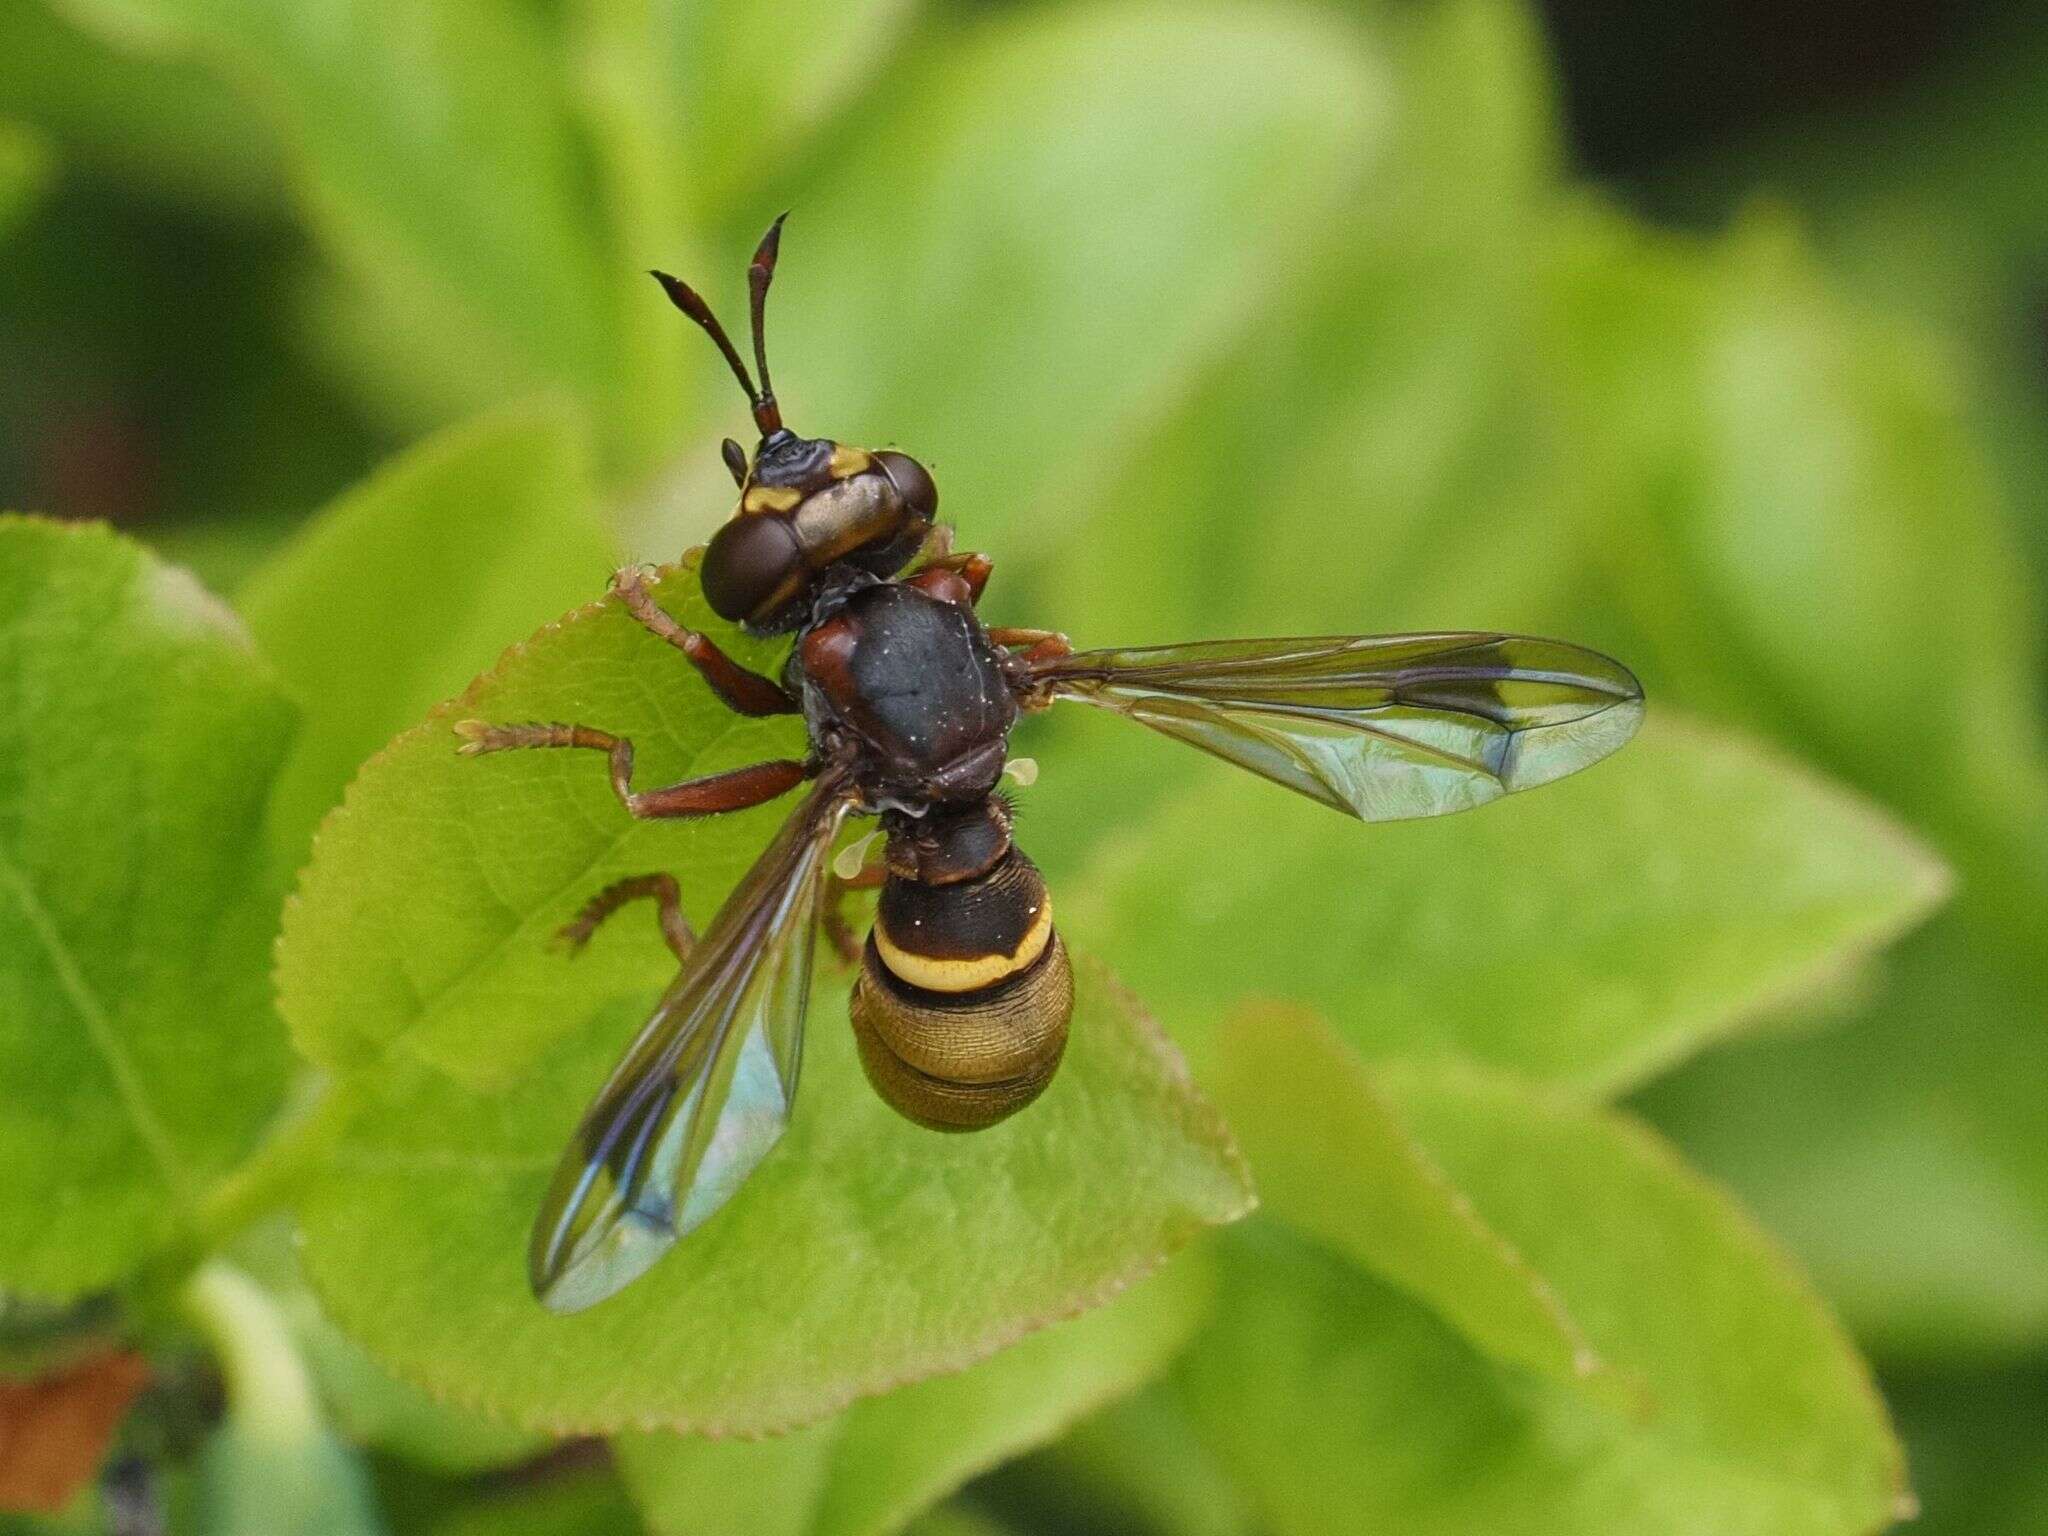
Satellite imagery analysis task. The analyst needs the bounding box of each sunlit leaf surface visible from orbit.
[0,518,294,1295]
[614,1256,1209,1536]
[1210,1005,1606,1393]
[1061,714,1947,1094]
[294,963,1249,1434]
[1176,1061,1907,1536]
[276,557,800,1088]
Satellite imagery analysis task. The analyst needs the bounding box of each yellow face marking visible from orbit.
[874,895,1054,994]
[742,485,802,515]
[828,443,873,479]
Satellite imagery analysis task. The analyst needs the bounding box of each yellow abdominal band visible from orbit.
[873,896,1054,994]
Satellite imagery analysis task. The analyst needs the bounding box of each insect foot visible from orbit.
[453,719,588,756]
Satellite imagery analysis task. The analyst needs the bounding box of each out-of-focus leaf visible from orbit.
[238,405,612,872]
[0,4,280,209]
[1881,1362,2048,1536]
[1639,909,2048,1360]
[562,0,926,481]
[614,1255,1208,1536]
[64,0,619,443]
[991,0,1604,886]
[0,120,51,239]
[1670,18,2048,587]
[654,0,923,227]
[1060,714,1946,1094]
[900,1509,1018,1536]
[1547,207,2048,932]
[275,555,800,1085]
[1547,196,2048,1358]
[186,1263,385,1536]
[0,517,294,1295]
[993,1384,1255,1536]
[1210,1004,1607,1393]
[294,963,1248,1435]
[232,1223,542,1475]
[1177,1064,1907,1534]
[1030,0,1568,647]
[407,1469,643,1536]
[197,1422,383,1536]
[631,0,1388,559]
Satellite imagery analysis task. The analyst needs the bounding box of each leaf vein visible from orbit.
[0,843,192,1205]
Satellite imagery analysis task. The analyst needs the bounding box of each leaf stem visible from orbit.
[194,1078,368,1252]
[182,1260,322,1442]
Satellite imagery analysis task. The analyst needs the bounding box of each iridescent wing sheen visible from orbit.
[1031,633,1643,822]
[529,769,857,1313]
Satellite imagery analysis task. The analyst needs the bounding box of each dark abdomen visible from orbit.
[850,844,1072,1131]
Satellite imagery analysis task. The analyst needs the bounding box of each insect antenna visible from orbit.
[649,267,765,425]
[746,213,790,437]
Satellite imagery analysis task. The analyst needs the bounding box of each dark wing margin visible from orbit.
[529,766,857,1313]
[1030,634,1643,822]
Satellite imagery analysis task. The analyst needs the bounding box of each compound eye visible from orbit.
[875,451,938,522]
[701,512,802,623]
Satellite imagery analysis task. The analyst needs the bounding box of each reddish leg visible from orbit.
[822,864,885,967]
[455,720,805,819]
[905,566,975,607]
[556,873,694,962]
[611,566,796,717]
[910,550,993,605]
[987,626,1072,664]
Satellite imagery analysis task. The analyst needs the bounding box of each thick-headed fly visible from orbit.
[456,218,1646,1312]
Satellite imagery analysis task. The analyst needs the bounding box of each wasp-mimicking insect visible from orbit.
[456,217,1646,1312]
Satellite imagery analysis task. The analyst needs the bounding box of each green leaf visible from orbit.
[233,1223,544,1474]
[1209,1004,1607,1393]
[1025,0,1568,651]
[999,1384,1255,1536]
[405,1470,643,1536]
[560,0,930,478]
[196,1424,384,1536]
[238,405,614,872]
[614,1254,1209,1536]
[1060,713,1947,1096]
[1639,904,2048,1359]
[279,556,1245,1436]
[68,0,618,439]
[1547,207,2048,921]
[0,119,51,239]
[900,1511,1018,1536]
[654,0,924,227]
[276,554,800,1086]
[952,0,1582,887]
[1176,1063,1907,1535]
[0,3,281,210]
[1882,1361,2048,1536]
[1545,194,2048,1359]
[0,517,295,1295]
[293,962,1249,1434]
[186,1263,386,1536]
[633,0,1386,559]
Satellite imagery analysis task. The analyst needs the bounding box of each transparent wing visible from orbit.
[530,769,857,1313]
[1032,633,1643,822]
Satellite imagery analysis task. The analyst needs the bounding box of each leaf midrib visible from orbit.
[0,841,192,1206]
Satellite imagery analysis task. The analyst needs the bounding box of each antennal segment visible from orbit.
[649,269,760,416]
[746,213,789,437]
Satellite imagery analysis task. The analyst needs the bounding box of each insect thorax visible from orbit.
[798,583,1017,811]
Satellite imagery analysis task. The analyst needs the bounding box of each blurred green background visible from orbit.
[2,0,2045,1530]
